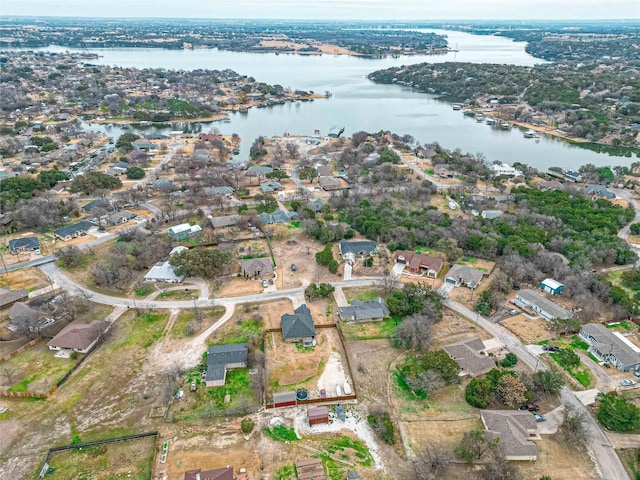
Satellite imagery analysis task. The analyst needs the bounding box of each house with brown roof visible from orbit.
[184,467,233,480]
[480,410,540,461]
[308,406,329,425]
[296,458,326,480]
[47,320,105,354]
[241,258,274,279]
[394,250,444,278]
[444,338,495,377]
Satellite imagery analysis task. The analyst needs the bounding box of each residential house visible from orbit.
[364,153,380,165]
[54,220,94,241]
[241,258,274,279]
[296,458,326,480]
[106,210,136,226]
[490,163,522,177]
[81,199,110,213]
[6,302,45,333]
[273,390,297,408]
[444,338,495,377]
[538,180,563,191]
[583,184,615,200]
[316,165,332,177]
[206,186,234,196]
[170,246,188,256]
[259,209,298,225]
[394,250,444,278]
[579,323,640,372]
[481,210,503,220]
[168,223,202,241]
[246,166,273,177]
[308,406,330,425]
[260,181,283,193]
[47,320,105,354]
[210,215,241,229]
[132,139,156,151]
[434,164,459,178]
[281,304,316,346]
[151,178,175,191]
[540,278,564,295]
[318,176,344,191]
[338,240,377,265]
[8,237,40,254]
[563,170,583,182]
[205,344,248,387]
[338,298,390,323]
[108,161,129,176]
[144,262,185,283]
[184,467,233,480]
[445,265,484,289]
[513,289,572,321]
[307,198,327,213]
[0,287,29,309]
[480,410,539,461]
[7,302,38,321]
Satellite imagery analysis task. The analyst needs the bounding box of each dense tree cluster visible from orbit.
[596,391,640,432]
[69,171,122,194]
[169,247,232,279]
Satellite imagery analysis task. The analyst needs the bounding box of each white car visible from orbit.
[620,379,636,387]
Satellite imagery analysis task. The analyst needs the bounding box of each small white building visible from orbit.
[481,210,503,220]
[144,261,184,283]
[490,163,523,177]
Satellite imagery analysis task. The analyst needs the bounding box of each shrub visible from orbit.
[241,417,255,435]
[367,410,395,444]
[465,378,493,408]
[501,352,518,368]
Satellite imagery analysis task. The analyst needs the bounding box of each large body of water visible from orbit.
[14,30,636,170]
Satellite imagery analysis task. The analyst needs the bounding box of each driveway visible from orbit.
[574,389,600,406]
[333,287,349,308]
[343,262,353,281]
[536,405,564,434]
[577,351,616,392]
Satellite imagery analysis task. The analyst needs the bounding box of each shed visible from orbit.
[273,391,297,408]
[540,278,564,295]
[308,406,329,425]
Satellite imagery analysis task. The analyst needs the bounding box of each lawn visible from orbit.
[119,311,170,349]
[343,287,380,303]
[171,307,225,338]
[156,289,198,300]
[45,434,156,480]
[264,425,299,442]
[340,317,400,340]
[549,353,593,388]
[207,318,263,345]
[1,341,80,394]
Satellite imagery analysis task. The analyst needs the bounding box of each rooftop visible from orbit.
[481,410,539,459]
[47,320,103,351]
[444,338,495,377]
[516,289,572,319]
[281,304,315,339]
[581,323,640,367]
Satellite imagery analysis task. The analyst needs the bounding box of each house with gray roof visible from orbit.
[144,261,184,283]
[339,298,389,323]
[54,220,94,241]
[241,257,274,279]
[150,178,175,191]
[8,237,40,254]
[0,287,28,309]
[107,210,136,226]
[281,304,316,346]
[514,289,572,321]
[260,181,283,193]
[583,184,615,200]
[205,343,248,387]
[207,186,234,196]
[47,320,105,354]
[481,410,539,461]
[444,338,495,377]
[338,240,377,264]
[579,323,640,372]
[481,210,503,220]
[210,214,241,229]
[307,198,327,213]
[445,264,484,289]
[259,209,298,225]
[82,199,110,213]
[246,165,273,177]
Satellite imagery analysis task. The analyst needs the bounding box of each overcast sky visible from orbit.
[2,0,639,20]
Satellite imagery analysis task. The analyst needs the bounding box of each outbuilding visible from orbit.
[540,278,564,295]
[307,406,329,425]
[273,391,297,408]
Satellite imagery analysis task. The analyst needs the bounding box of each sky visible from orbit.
[2,0,639,20]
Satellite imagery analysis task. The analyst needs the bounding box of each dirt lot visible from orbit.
[46,435,156,480]
[216,277,263,297]
[270,233,341,289]
[518,437,599,480]
[0,267,51,291]
[431,311,494,348]
[502,314,553,344]
[266,327,350,399]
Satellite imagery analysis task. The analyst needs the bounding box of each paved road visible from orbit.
[612,188,640,267]
[445,299,630,480]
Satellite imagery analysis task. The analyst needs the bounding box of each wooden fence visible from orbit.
[0,336,41,365]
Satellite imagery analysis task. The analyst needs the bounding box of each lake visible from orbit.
[13,30,636,170]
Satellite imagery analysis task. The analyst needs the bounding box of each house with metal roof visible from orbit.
[281,305,316,346]
[540,278,564,295]
[514,289,572,321]
[445,265,484,289]
[273,390,297,408]
[579,323,640,372]
[338,298,389,323]
[168,223,202,241]
[481,209,503,220]
[54,220,94,241]
[444,338,495,377]
[8,237,40,254]
[205,344,248,387]
[144,261,185,283]
[480,410,539,461]
[296,458,326,480]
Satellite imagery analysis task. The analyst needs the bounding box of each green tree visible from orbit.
[379,148,400,164]
[304,282,335,300]
[455,430,497,462]
[126,166,145,179]
[116,133,140,153]
[241,417,255,435]
[299,167,318,182]
[501,353,518,368]
[254,193,278,214]
[555,348,581,369]
[315,244,338,273]
[386,282,442,318]
[596,391,640,432]
[69,172,122,194]
[630,223,640,235]
[38,168,68,189]
[465,378,493,408]
[266,170,288,180]
[169,247,231,279]
[367,410,395,445]
[532,369,564,397]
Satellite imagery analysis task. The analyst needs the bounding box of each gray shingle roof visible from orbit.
[241,257,274,276]
[444,337,495,377]
[338,298,390,321]
[206,343,248,382]
[481,410,539,459]
[210,214,241,228]
[338,239,377,256]
[446,264,484,287]
[8,237,40,253]
[516,289,572,319]
[281,304,315,339]
[581,323,640,368]
[53,220,94,239]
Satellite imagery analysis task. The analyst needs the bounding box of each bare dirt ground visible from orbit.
[431,311,494,349]
[247,299,293,330]
[502,315,553,344]
[306,298,339,325]
[216,277,263,297]
[270,233,340,289]
[266,328,349,398]
[518,437,599,480]
[0,267,50,291]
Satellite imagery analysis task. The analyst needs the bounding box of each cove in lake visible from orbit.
[13,29,636,170]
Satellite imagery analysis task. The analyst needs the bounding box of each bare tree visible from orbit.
[413,441,453,480]
[559,407,587,449]
[392,313,433,350]
[377,274,400,296]
[161,363,182,403]
[1,365,19,385]
[479,448,519,480]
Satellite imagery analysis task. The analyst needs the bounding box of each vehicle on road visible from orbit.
[519,404,540,412]
[621,379,636,386]
[533,413,546,422]
[509,309,519,315]
[543,345,560,352]
[268,279,274,285]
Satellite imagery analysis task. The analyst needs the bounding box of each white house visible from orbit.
[490,163,523,177]
[514,289,572,321]
[144,261,184,283]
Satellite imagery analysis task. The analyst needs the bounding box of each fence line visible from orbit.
[0,337,41,365]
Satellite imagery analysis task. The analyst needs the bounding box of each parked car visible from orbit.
[533,413,546,422]
[262,280,268,288]
[519,404,540,412]
[621,379,636,387]
[509,309,519,315]
[634,371,640,378]
[320,389,326,399]
[291,263,297,271]
[268,279,274,285]
[543,345,560,352]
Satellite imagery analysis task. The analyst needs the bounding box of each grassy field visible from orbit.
[156,289,198,301]
[171,307,225,338]
[207,317,263,345]
[340,317,400,340]
[549,353,593,388]
[119,311,170,349]
[45,435,156,480]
